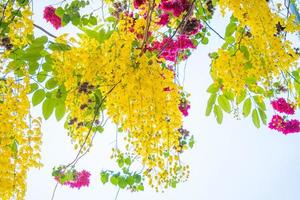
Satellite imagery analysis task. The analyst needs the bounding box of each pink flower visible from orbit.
[271,98,295,115]
[64,170,91,189]
[268,115,300,135]
[160,0,190,17]
[148,34,195,62]
[43,6,62,29]
[176,34,195,49]
[134,0,146,8]
[283,119,300,134]
[179,100,190,117]
[268,115,286,132]
[157,13,170,25]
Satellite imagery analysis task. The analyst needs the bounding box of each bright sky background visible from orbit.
[26,1,300,200]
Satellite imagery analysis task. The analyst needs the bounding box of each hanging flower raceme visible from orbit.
[43,6,62,29]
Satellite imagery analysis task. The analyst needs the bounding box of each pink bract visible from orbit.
[64,170,91,189]
[43,6,62,29]
[271,98,295,115]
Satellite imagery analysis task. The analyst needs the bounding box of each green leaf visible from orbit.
[55,103,66,121]
[110,175,119,185]
[258,108,267,125]
[133,174,141,183]
[201,37,209,45]
[205,94,217,116]
[118,159,124,168]
[89,16,97,25]
[71,13,81,26]
[244,62,252,69]
[243,98,252,117]
[236,90,246,105]
[42,98,55,120]
[223,90,234,101]
[11,139,18,154]
[118,176,127,189]
[127,176,135,186]
[32,36,48,47]
[32,89,45,106]
[188,135,195,148]
[45,78,58,90]
[100,172,109,184]
[218,95,231,113]
[207,83,219,93]
[124,157,131,165]
[29,83,38,94]
[225,22,237,37]
[253,96,266,111]
[55,7,64,17]
[252,109,260,128]
[42,62,52,72]
[62,14,71,25]
[48,42,71,51]
[240,45,249,59]
[37,71,47,83]
[214,105,223,124]
[137,184,144,191]
[209,52,218,59]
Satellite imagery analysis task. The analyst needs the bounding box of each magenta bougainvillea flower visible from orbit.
[268,115,300,135]
[149,34,195,61]
[157,13,170,25]
[43,6,62,29]
[271,98,295,115]
[133,0,146,8]
[283,119,300,134]
[159,0,190,17]
[179,100,191,117]
[64,170,91,189]
[268,115,286,132]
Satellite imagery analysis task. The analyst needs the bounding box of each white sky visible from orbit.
[26,1,300,200]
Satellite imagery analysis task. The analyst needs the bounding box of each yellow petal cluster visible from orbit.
[0,75,42,200]
[4,5,33,48]
[212,0,299,94]
[52,17,189,189]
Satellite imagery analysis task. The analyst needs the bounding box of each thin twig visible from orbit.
[114,187,120,200]
[33,24,57,39]
[50,182,59,200]
[140,0,155,53]
[203,20,225,40]
[65,81,121,169]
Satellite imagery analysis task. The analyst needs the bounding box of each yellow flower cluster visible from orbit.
[212,0,299,94]
[52,16,189,189]
[4,5,33,48]
[0,76,42,200]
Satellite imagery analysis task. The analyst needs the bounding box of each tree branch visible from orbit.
[33,23,57,39]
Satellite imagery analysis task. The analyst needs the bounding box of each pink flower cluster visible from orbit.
[64,170,91,189]
[179,99,190,117]
[159,0,190,17]
[133,0,146,8]
[43,6,62,29]
[268,98,299,135]
[271,98,295,115]
[149,34,195,61]
[268,115,300,135]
